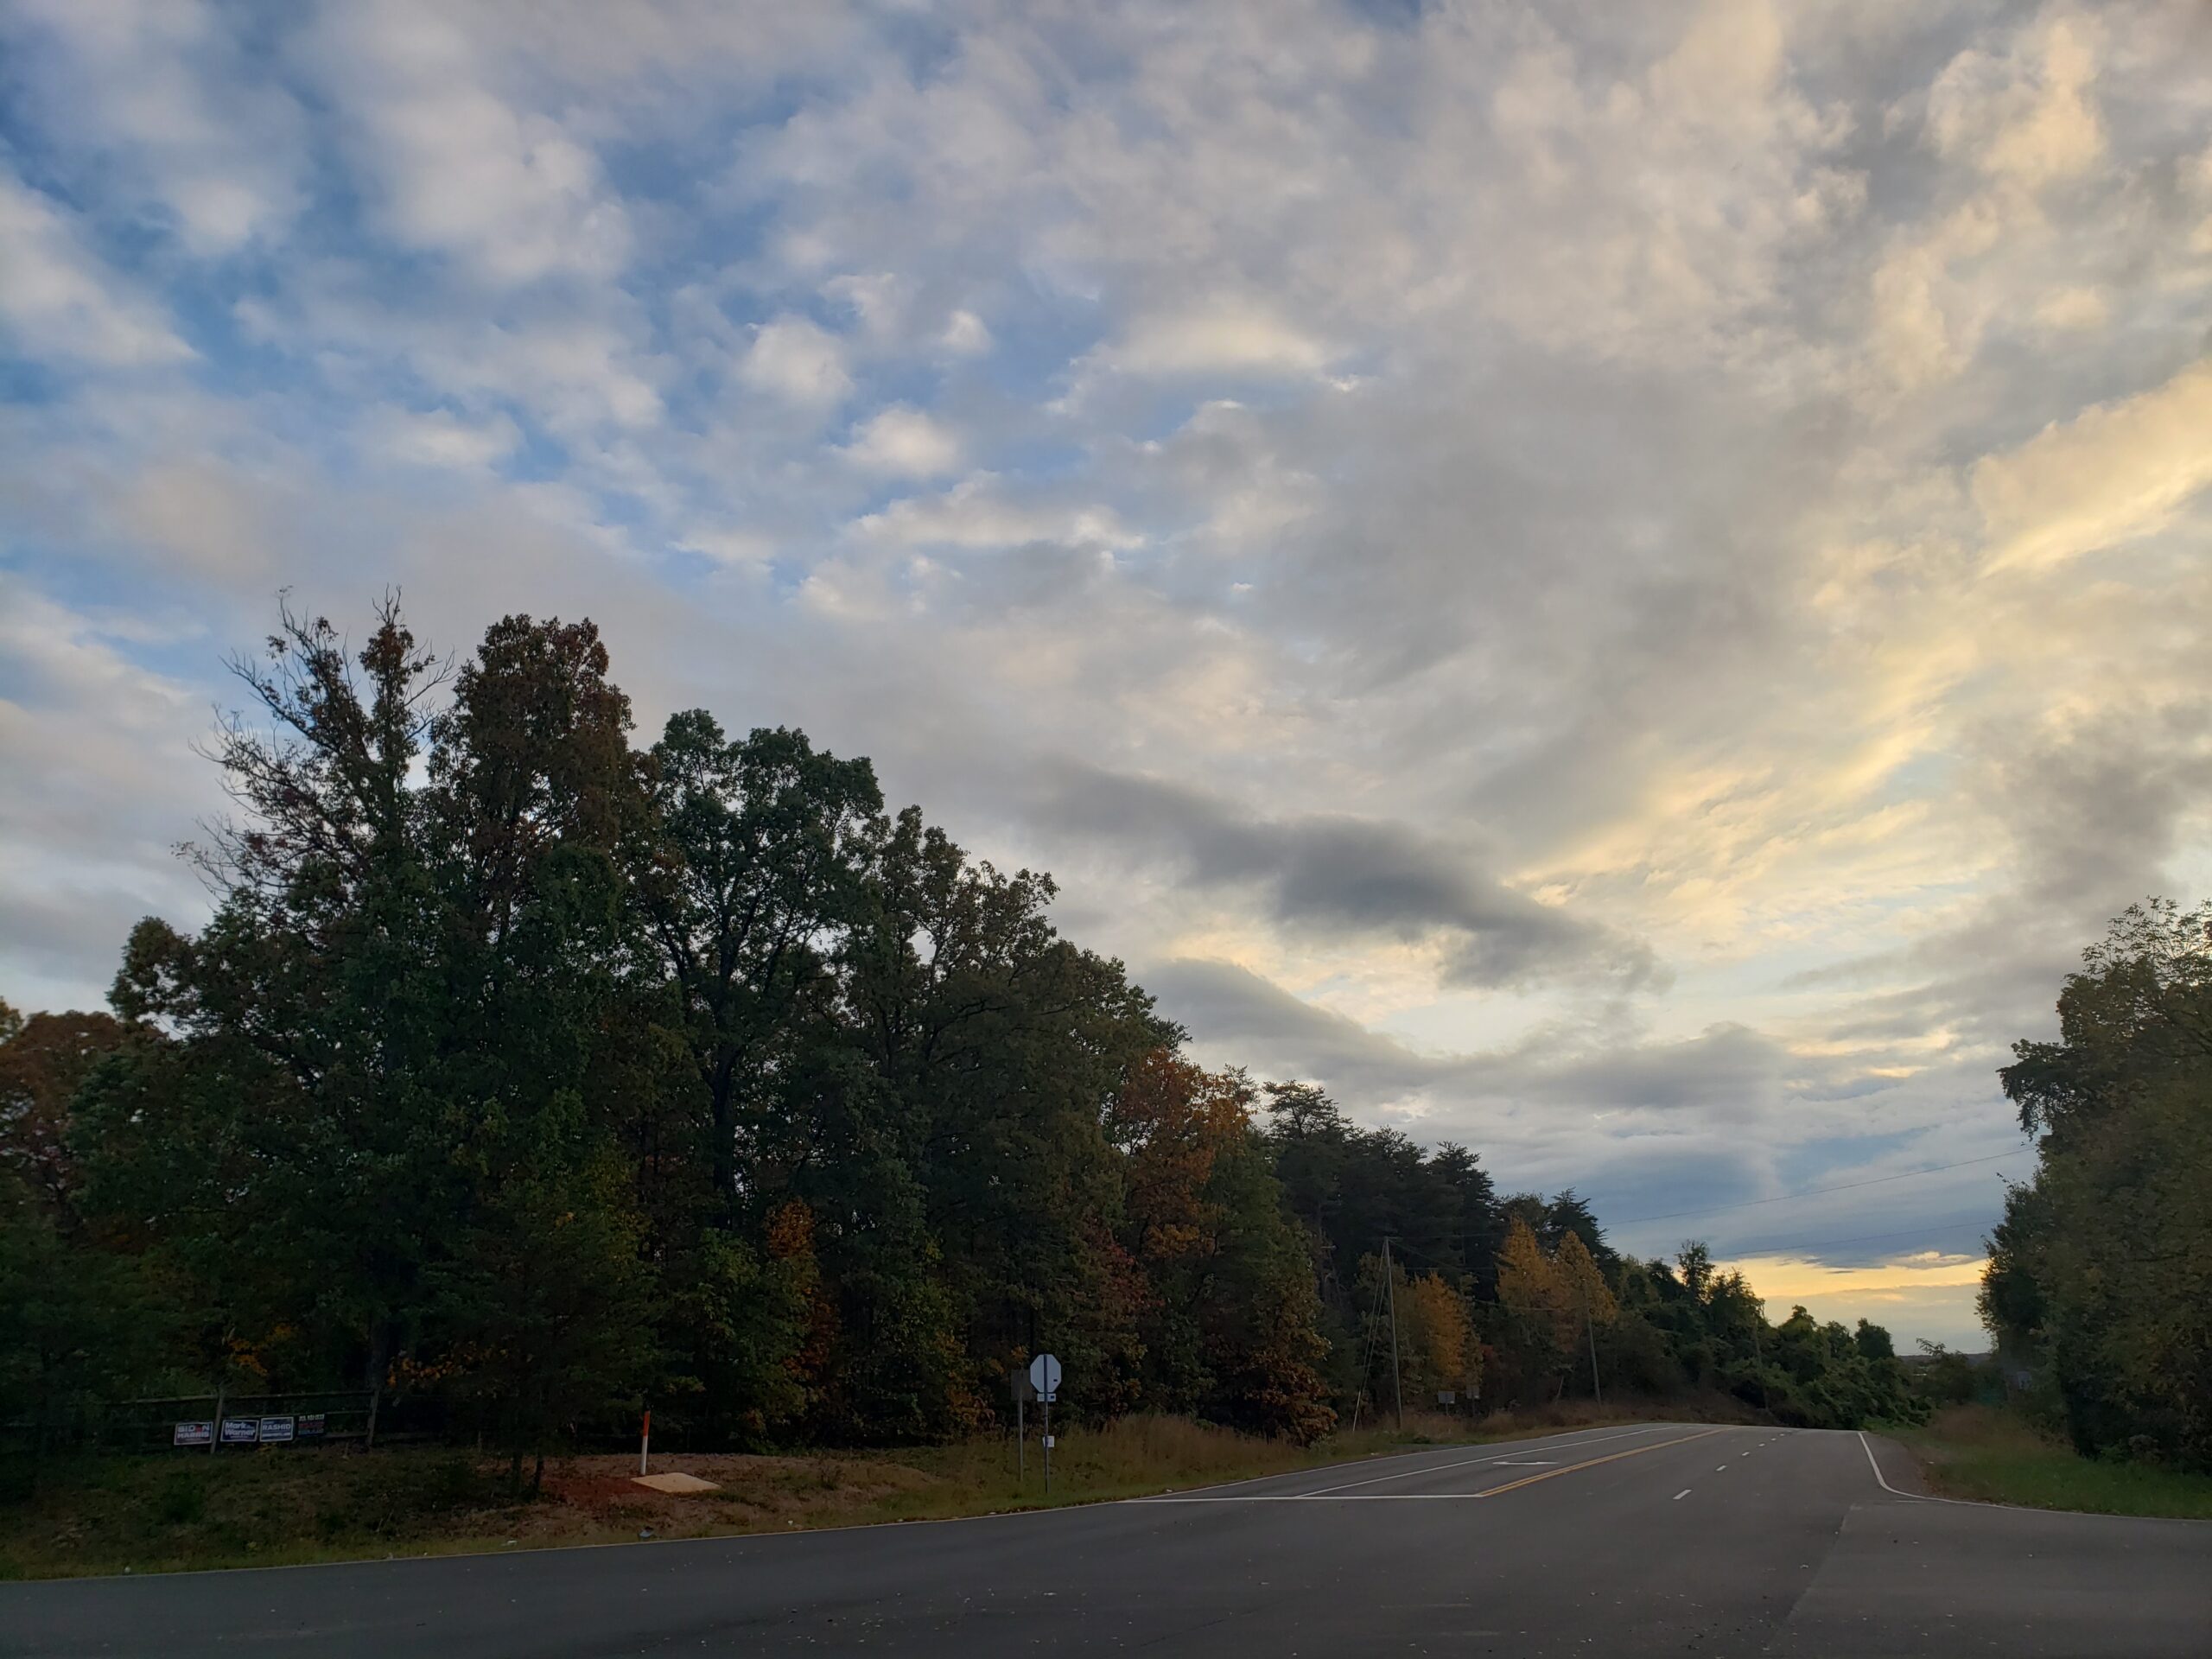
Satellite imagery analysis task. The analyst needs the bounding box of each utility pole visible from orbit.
[1751,1296,1770,1416]
[1384,1237,1404,1430]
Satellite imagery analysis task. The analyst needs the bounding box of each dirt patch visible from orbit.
[521,1452,950,1540]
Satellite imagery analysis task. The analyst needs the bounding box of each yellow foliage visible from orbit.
[1554,1230,1618,1326]
[1400,1271,1479,1399]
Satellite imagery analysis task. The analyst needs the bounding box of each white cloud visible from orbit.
[677,526,779,568]
[369,408,524,471]
[2032,285,2107,333]
[840,405,962,478]
[1926,15,2106,191]
[1101,304,1336,379]
[1974,357,2212,574]
[0,168,194,367]
[938,309,992,355]
[305,0,631,286]
[853,477,1137,550]
[739,316,853,408]
[3,0,306,254]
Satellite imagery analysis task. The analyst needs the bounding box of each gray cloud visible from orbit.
[1038,762,1661,989]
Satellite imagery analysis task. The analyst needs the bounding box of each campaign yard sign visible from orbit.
[173,1421,214,1446]
[219,1418,260,1445]
[299,1413,327,1438]
[258,1415,296,1443]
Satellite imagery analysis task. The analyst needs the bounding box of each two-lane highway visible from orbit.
[3,1422,2205,1656]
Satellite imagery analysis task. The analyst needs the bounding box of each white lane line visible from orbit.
[1716,1464,1728,1471]
[1674,1489,1692,1501]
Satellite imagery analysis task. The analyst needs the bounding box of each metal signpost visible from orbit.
[1027,1353,1062,1493]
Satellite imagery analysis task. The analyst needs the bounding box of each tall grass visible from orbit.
[1898,1406,2212,1520]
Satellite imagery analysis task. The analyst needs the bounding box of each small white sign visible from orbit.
[1042,1435,1056,1449]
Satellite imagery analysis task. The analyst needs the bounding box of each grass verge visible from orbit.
[1891,1405,2212,1520]
[0,1398,1737,1580]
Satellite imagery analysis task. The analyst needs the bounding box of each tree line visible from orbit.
[1,601,1918,1482]
[1982,899,2212,1471]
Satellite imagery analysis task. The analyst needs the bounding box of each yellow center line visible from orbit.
[1476,1428,1726,1499]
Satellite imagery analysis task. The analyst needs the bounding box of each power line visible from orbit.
[1712,1209,1999,1261]
[1606,1150,2027,1229]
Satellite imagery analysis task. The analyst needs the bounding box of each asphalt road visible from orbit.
[4,1422,2207,1656]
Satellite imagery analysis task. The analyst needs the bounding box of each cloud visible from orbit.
[739,317,853,409]
[938,309,992,355]
[0,168,194,366]
[1926,15,2105,191]
[841,405,962,478]
[853,478,1137,550]
[1974,357,2212,574]
[1039,762,1656,990]
[304,0,632,286]
[2,0,307,255]
[368,408,524,471]
[1098,304,1337,380]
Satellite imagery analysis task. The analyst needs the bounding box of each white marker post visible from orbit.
[639,1408,651,1476]
[1028,1354,1063,1494]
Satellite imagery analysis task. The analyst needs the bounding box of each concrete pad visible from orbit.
[632,1472,719,1494]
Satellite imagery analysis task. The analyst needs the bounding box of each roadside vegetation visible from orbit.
[1896,1405,2212,1521]
[0,1404,1760,1580]
[1980,900,2212,1476]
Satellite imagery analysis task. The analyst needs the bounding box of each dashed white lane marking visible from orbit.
[1673,1489,1692,1501]
[1716,1464,1728,1471]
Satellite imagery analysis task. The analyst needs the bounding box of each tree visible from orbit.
[0,1171,169,1452]
[636,716,880,1211]
[1491,1216,1573,1403]
[0,1006,130,1224]
[1398,1270,1478,1404]
[1113,1052,1333,1440]
[1986,899,2212,1467]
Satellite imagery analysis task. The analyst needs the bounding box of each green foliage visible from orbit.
[1983,899,2212,1470]
[0,1174,172,1445]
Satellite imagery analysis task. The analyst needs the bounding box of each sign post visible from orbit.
[640,1408,652,1477]
[1027,1354,1063,1494]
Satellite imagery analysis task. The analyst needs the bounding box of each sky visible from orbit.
[3,0,2209,1350]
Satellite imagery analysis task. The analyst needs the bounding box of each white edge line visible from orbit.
[1854,1431,2211,1524]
